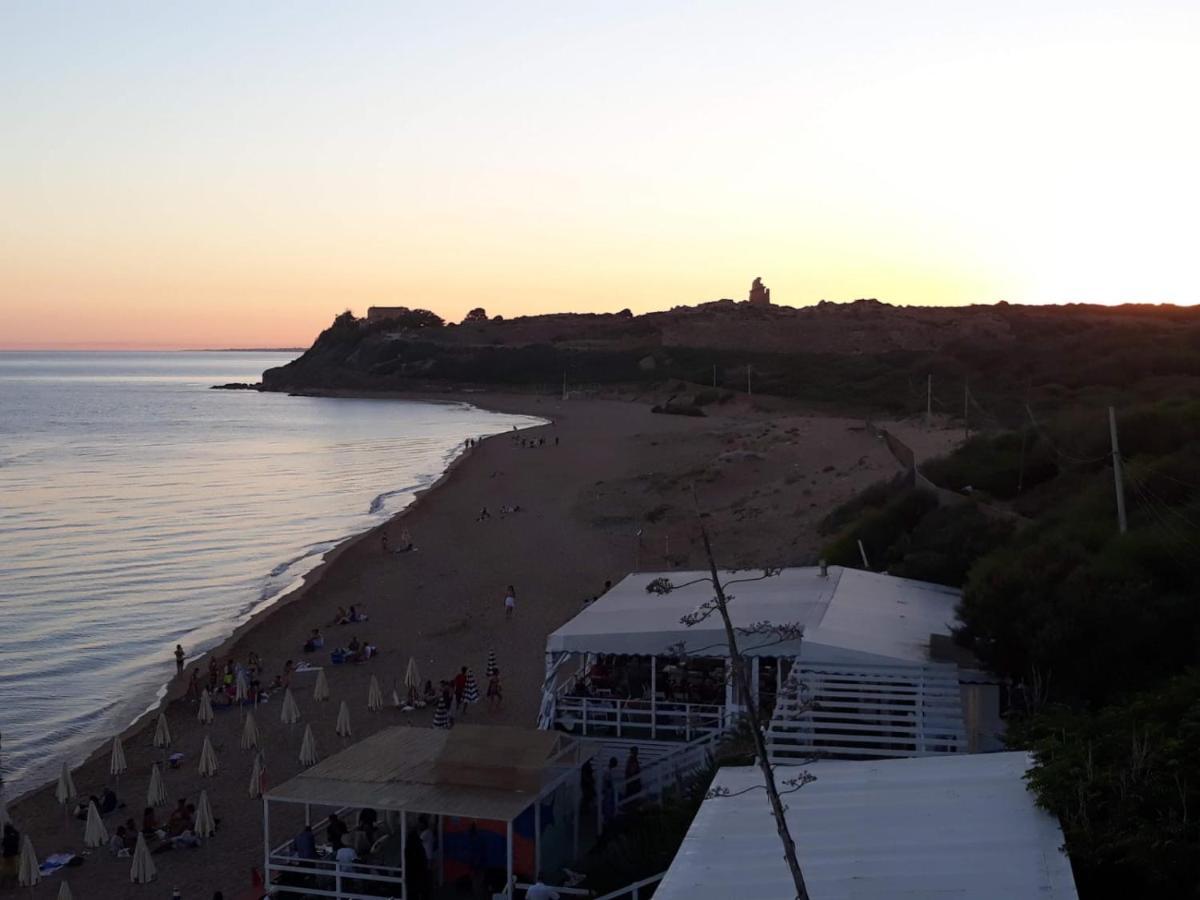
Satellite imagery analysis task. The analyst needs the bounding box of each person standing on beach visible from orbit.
[453,667,467,712]
[504,585,516,619]
[487,669,503,710]
[174,644,185,676]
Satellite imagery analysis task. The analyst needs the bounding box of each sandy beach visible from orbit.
[0,392,956,898]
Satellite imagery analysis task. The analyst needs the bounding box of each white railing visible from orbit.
[512,871,666,900]
[555,696,724,741]
[594,871,667,900]
[768,662,967,762]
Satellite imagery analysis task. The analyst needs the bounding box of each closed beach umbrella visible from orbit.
[197,689,214,725]
[248,753,264,799]
[235,670,249,704]
[110,735,128,779]
[57,881,74,900]
[147,763,167,807]
[485,648,497,677]
[84,800,109,848]
[404,657,420,690]
[464,669,480,705]
[199,734,219,777]
[241,710,259,751]
[18,835,39,887]
[55,760,77,806]
[367,675,383,712]
[129,831,156,883]
[432,695,451,729]
[336,700,352,738]
[153,712,172,749]
[313,668,330,702]
[299,724,319,766]
[280,688,300,725]
[392,684,402,708]
[194,789,216,839]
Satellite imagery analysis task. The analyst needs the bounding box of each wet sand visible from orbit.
[0,392,956,897]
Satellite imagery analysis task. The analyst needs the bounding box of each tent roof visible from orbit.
[546,566,961,665]
[267,725,582,821]
[656,753,1078,900]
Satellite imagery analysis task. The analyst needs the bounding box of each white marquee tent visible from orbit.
[546,565,962,666]
[655,752,1078,900]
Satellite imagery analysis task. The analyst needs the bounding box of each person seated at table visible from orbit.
[292,824,317,860]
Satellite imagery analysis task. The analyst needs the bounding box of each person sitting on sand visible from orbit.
[74,795,101,820]
[422,680,436,704]
[304,628,324,652]
[348,605,367,623]
[333,606,348,625]
[100,786,120,814]
[109,825,128,856]
[142,806,160,837]
[477,506,491,521]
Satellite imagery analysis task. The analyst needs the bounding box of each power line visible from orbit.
[1024,404,1111,466]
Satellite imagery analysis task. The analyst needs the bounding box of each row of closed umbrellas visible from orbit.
[3,651,495,893]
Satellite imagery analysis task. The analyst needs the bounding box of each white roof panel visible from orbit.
[545,566,961,665]
[656,753,1078,900]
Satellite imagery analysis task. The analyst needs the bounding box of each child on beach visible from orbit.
[504,585,516,619]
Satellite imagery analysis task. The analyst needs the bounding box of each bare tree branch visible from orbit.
[644,486,813,900]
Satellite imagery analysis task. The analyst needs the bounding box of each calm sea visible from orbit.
[0,351,539,799]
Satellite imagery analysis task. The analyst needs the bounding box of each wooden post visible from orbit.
[261,797,270,898]
[534,798,542,877]
[506,819,514,896]
[1110,406,1128,534]
[400,809,408,900]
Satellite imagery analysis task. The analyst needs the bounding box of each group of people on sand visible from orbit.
[118,794,217,855]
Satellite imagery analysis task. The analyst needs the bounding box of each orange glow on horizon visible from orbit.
[3,3,1198,349]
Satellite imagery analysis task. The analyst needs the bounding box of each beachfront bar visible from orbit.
[263,725,593,899]
[540,566,1003,761]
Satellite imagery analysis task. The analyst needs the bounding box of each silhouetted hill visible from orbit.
[263,299,1200,419]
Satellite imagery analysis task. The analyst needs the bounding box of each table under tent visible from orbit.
[263,725,594,899]
[540,565,1003,767]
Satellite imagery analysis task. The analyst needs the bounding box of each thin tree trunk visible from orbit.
[697,519,810,900]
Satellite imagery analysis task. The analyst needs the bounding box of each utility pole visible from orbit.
[926,374,932,427]
[963,380,969,441]
[1109,406,1128,534]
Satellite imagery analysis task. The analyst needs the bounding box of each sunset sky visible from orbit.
[2,1,1199,349]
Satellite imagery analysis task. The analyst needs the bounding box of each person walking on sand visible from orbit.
[453,667,467,712]
[504,585,516,619]
[174,644,185,676]
[487,669,503,710]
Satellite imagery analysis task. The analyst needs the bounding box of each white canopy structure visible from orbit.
[655,752,1078,900]
[542,566,1000,760]
[264,725,594,900]
[546,566,961,665]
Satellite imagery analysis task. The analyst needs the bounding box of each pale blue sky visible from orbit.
[2,1,1198,347]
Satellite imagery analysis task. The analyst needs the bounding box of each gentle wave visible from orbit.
[0,351,542,800]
